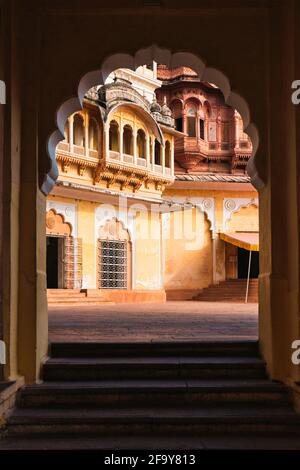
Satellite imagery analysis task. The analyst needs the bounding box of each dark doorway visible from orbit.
[47,236,59,288]
[238,248,259,279]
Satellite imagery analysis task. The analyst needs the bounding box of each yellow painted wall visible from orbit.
[163,187,259,290]
[77,200,96,288]
[135,209,161,289]
[227,204,259,232]
[48,186,259,292]
[164,208,213,289]
[47,194,162,290]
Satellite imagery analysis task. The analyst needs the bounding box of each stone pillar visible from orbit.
[234,111,240,149]
[104,123,109,160]
[133,122,137,165]
[69,115,74,153]
[183,110,187,135]
[1,0,23,382]
[258,0,300,383]
[161,142,165,174]
[16,4,48,383]
[151,136,155,172]
[84,112,89,157]
[170,137,174,177]
[119,116,123,161]
[146,134,150,168]
[212,233,217,284]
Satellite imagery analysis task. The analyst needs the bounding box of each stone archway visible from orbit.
[4,1,299,385]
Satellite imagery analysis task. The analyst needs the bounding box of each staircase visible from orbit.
[47,289,110,306]
[193,279,258,303]
[3,340,300,448]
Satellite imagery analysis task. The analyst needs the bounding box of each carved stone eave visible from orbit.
[93,159,174,193]
[56,151,99,169]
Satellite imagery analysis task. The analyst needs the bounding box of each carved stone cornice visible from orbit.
[56,151,99,169]
[93,159,173,193]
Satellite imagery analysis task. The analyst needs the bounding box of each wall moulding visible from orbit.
[223,197,259,231]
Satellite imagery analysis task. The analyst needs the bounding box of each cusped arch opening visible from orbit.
[45,46,263,195]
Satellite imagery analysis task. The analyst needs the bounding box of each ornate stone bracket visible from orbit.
[223,197,259,231]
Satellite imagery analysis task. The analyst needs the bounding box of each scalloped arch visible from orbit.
[44,45,264,195]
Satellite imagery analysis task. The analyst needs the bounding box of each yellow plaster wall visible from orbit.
[163,187,259,289]
[77,200,96,288]
[134,210,161,290]
[47,194,96,288]
[164,208,213,290]
[227,204,259,232]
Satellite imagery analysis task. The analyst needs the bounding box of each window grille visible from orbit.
[98,239,127,289]
[63,237,83,289]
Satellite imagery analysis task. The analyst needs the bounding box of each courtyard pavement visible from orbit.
[48,301,258,342]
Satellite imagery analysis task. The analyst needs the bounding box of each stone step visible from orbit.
[8,405,300,436]
[48,300,113,306]
[194,279,258,302]
[49,340,260,358]
[3,433,300,450]
[18,379,288,408]
[43,356,267,381]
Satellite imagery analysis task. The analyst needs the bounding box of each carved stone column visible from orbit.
[69,115,74,153]
[84,112,89,157]
[119,116,123,161]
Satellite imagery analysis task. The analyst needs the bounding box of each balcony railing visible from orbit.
[107,150,173,179]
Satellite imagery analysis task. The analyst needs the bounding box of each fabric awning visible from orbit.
[220,232,259,251]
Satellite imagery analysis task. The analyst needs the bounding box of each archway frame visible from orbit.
[45,47,263,196]
[4,1,299,386]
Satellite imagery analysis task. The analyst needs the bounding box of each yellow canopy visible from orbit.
[220,232,259,251]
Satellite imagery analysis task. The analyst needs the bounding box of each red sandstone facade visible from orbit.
[156,66,252,174]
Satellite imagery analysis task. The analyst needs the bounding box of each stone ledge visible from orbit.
[0,378,24,427]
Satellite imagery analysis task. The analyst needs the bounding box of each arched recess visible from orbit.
[106,102,164,145]
[137,129,146,159]
[223,198,259,231]
[44,46,262,196]
[97,218,132,290]
[227,204,259,233]
[123,125,134,156]
[88,118,98,151]
[46,209,72,236]
[165,140,171,168]
[73,114,85,147]
[170,98,183,132]
[109,120,119,152]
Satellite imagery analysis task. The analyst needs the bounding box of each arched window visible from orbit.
[89,118,98,150]
[187,107,196,137]
[73,114,85,146]
[171,100,183,132]
[123,125,133,155]
[98,219,131,290]
[149,139,153,163]
[109,120,119,152]
[137,129,146,158]
[165,140,171,168]
[199,110,205,140]
[154,139,161,165]
[64,122,69,142]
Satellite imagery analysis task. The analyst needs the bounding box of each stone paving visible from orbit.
[48,301,258,342]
